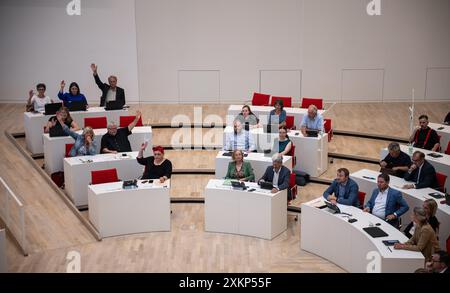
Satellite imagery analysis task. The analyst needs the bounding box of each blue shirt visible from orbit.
[300,113,324,131]
[58,92,88,107]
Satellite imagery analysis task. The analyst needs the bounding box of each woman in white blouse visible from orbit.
[26,83,53,112]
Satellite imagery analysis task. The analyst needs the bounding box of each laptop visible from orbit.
[44,102,63,116]
[260,181,273,190]
[306,129,319,137]
[363,227,389,238]
[222,151,248,157]
[263,124,278,134]
[67,101,87,112]
[105,100,124,111]
[231,181,246,190]
[49,125,68,137]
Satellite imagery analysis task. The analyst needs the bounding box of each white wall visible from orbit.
[1,0,449,104]
[0,0,139,104]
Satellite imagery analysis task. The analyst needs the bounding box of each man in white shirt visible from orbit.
[364,173,409,227]
[223,120,256,152]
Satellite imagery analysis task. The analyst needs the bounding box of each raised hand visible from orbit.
[60,80,65,90]
[90,63,98,74]
[140,141,148,151]
[135,110,142,118]
[28,90,34,99]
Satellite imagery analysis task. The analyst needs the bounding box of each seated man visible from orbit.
[323,168,359,207]
[380,142,411,177]
[409,114,440,151]
[300,105,324,136]
[426,251,450,273]
[258,154,291,199]
[100,111,142,154]
[403,151,438,189]
[91,63,126,107]
[223,120,256,152]
[444,112,450,125]
[363,173,409,228]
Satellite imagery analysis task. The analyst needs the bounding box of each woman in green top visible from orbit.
[225,150,255,182]
[278,126,292,155]
[235,105,260,129]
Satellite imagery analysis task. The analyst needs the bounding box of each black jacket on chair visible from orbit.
[403,160,438,189]
[94,74,126,107]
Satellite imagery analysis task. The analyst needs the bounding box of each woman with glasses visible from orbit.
[137,144,172,183]
[26,83,53,112]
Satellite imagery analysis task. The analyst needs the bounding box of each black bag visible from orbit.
[294,170,310,186]
[51,172,65,188]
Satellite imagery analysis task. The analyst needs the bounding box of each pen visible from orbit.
[387,246,392,252]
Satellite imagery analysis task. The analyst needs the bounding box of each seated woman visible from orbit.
[235,105,259,129]
[404,199,440,239]
[225,150,255,182]
[58,80,88,108]
[137,144,172,183]
[44,106,79,134]
[394,207,440,261]
[55,112,96,156]
[277,126,292,156]
[268,100,287,128]
[26,83,53,112]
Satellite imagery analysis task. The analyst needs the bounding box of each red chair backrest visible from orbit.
[251,93,270,106]
[324,118,332,133]
[120,116,143,128]
[84,117,107,129]
[436,172,447,192]
[358,191,366,209]
[447,235,450,254]
[446,141,450,155]
[91,168,119,185]
[285,116,295,129]
[288,144,296,168]
[271,96,292,108]
[65,143,74,158]
[301,97,323,110]
[289,173,297,199]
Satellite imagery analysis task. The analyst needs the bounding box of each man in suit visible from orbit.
[91,63,126,107]
[323,168,359,207]
[364,173,409,228]
[403,151,438,189]
[258,154,291,199]
[426,251,450,273]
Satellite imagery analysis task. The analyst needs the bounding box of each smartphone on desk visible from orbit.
[382,240,400,246]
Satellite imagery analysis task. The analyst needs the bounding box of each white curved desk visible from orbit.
[301,198,424,273]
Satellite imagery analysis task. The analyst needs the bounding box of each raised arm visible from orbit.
[128,110,142,132]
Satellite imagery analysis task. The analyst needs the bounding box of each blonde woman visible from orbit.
[394,207,440,260]
[404,199,440,238]
[56,112,96,156]
[225,150,255,182]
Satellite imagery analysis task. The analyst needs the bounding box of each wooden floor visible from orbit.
[1,101,449,272]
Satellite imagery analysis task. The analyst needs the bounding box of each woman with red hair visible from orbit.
[137,142,172,183]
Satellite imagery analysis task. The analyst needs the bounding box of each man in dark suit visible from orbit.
[258,154,291,199]
[91,63,126,107]
[364,173,409,227]
[403,151,438,189]
[426,251,450,273]
[323,168,359,207]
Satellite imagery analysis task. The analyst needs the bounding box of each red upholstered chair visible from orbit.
[271,96,292,108]
[285,116,296,130]
[84,117,107,129]
[287,144,296,169]
[91,168,119,185]
[120,116,143,128]
[65,143,74,157]
[446,235,450,254]
[289,172,299,221]
[358,191,366,209]
[445,141,450,155]
[251,93,270,106]
[301,97,323,109]
[324,118,333,142]
[436,172,447,193]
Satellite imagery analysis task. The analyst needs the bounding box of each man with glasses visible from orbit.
[402,151,438,189]
[100,110,142,154]
[426,251,450,273]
